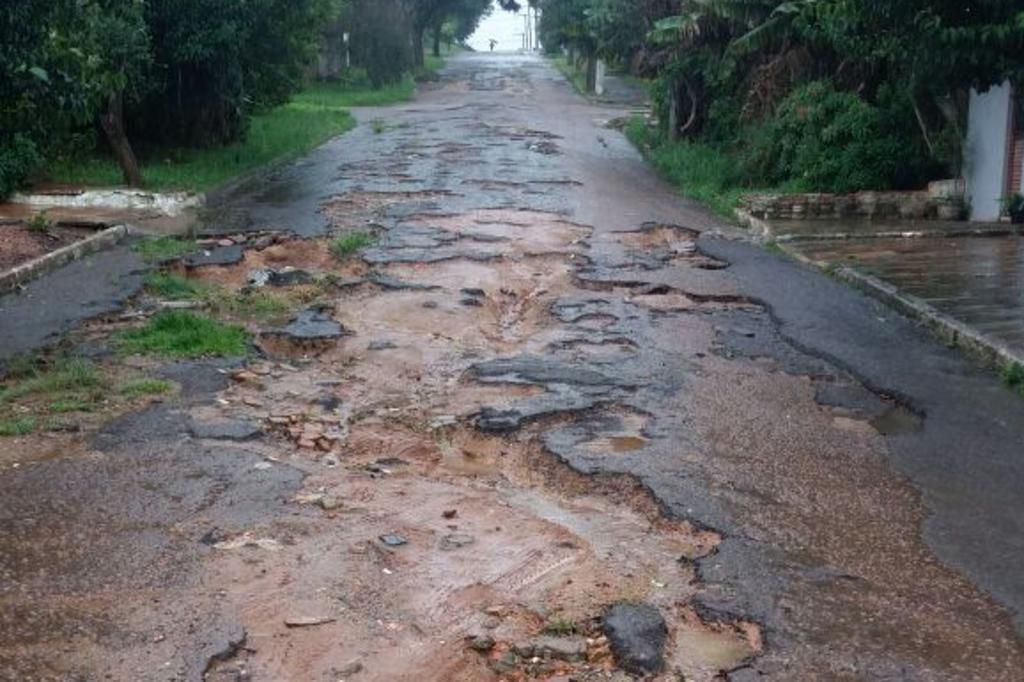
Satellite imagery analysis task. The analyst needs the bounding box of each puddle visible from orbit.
[671,617,758,677]
[586,435,648,453]
[869,405,923,435]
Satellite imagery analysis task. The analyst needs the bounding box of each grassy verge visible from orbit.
[134,237,200,263]
[624,118,775,218]
[550,56,588,95]
[49,75,420,193]
[0,355,173,437]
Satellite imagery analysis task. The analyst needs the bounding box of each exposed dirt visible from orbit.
[3,52,1024,682]
[0,222,96,271]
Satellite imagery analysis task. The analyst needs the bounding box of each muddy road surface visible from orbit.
[3,53,1024,681]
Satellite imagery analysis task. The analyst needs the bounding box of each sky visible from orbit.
[467,1,538,52]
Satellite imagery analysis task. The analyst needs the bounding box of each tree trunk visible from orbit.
[585,53,597,93]
[668,81,681,142]
[432,24,442,58]
[413,29,425,67]
[99,92,143,187]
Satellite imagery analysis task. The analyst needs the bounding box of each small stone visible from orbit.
[512,641,535,657]
[379,533,408,547]
[482,617,501,630]
[335,659,363,677]
[284,616,336,627]
[442,509,458,519]
[242,397,264,408]
[491,651,518,674]
[533,636,587,662]
[319,495,342,511]
[459,297,483,307]
[298,439,318,449]
[253,461,272,471]
[422,301,439,309]
[368,340,398,351]
[316,438,334,452]
[440,533,475,551]
[231,370,263,384]
[468,635,495,652]
[322,454,340,467]
[218,238,235,247]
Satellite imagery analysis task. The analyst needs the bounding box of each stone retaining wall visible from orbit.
[742,180,968,222]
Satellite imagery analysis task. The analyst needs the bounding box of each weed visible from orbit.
[26,211,55,233]
[763,241,785,256]
[3,353,40,380]
[144,272,208,299]
[204,289,292,321]
[134,237,198,263]
[1002,362,1024,396]
[371,118,387,134]
[0,357,104,404]
[0,416,36,436]
[50,398,96,413]
[540,618,578,637]
[116,311,249,358]
[330,231,374,260]
[119,378,174,398]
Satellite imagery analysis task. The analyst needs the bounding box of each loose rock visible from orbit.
[602,603,667,675]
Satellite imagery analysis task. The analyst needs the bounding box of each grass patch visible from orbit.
[134,237,199,263]
[119,378,174,398]
[0,416,36,436]
[49,81,384,192]
[331,231,375,260]
[144,271,209,299]
[204,289,293,322]
[550,56,588,95]
[0,357,104,404]
[1002,362,1024,396]
[625,118,764,218]
[116,311,249,358]
[0,357,109,436]
[540,617,578,637]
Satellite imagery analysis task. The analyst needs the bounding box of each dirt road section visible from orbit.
[2,53,1023,681]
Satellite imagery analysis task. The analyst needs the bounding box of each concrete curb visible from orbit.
[0,224,128,295]
[777,242,1024,370]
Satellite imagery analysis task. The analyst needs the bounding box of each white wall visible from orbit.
[965,81,1013,221]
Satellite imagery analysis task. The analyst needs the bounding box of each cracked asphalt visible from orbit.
[2,53,1024,681]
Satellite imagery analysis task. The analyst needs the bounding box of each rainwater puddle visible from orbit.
[869,405,923,435]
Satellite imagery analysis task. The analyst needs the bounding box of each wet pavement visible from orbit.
[794,234,1024,355]
[2,52,1024,681]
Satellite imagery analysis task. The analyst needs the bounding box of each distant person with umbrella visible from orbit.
[489,38,498,52]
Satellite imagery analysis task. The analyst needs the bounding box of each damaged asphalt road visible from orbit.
[2,53,1024,681]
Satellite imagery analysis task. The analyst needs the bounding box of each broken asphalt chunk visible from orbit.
[602,603,667,675]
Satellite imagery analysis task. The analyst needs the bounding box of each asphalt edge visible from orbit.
[0,224,128,295]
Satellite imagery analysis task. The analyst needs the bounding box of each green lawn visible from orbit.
[50,78,416,193]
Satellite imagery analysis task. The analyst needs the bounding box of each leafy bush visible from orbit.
[741,81,933,194]
[0,135,41,199]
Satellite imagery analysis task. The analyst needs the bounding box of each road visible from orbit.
[2,52,1023,681]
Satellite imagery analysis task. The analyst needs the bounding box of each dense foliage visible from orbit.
[0,0,510,196]
[539,0,1024,193]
